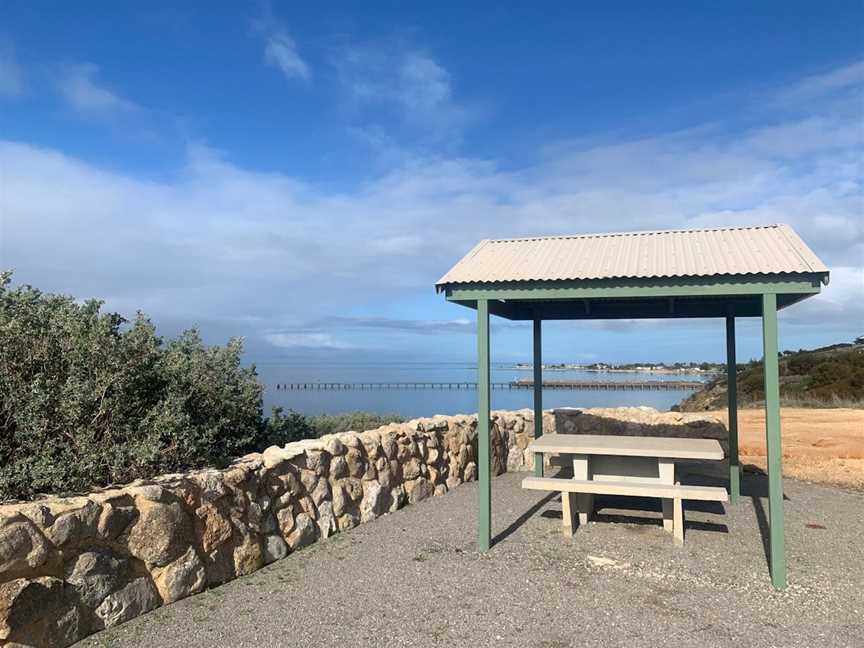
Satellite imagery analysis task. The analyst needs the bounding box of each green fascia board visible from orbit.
[444,273,823,302]
[472,293,805,320]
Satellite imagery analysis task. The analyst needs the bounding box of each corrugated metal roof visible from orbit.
[436,224,829,287]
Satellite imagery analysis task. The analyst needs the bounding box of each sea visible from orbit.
[257,362,707,419]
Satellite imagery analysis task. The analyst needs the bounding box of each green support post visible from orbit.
[533,317,544,477]
[762,293,786,589]
[477,299,491,552]
[725,314,740,503]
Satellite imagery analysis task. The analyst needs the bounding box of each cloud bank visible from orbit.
[1,59,861,357]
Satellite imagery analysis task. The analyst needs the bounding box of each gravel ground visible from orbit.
[76,466,863,648]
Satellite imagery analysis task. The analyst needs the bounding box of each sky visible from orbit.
[1,1,862,366]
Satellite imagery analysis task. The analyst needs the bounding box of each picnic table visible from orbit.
[522,433,728,544]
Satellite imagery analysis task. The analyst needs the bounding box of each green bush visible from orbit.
[259,409,405,447]
[308,411,404,437]
[0,273,267,500]
[0,273,407,501]
[679,341,864,410]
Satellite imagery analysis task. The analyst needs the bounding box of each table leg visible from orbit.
[560,453,576,536]
[673,482,684,545]
[659,460,675,533]
[573,454,592,526]
[561,491,576,537]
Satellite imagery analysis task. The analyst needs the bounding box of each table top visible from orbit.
[527,433,724,460]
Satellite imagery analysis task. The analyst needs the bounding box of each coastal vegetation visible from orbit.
[0,273,399,501]
[678,341,864,411]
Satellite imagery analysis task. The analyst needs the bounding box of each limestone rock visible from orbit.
[464,462,477,482]
[331,483,348,517]
[276,505,295,535]
[381,435,398,459]
[388,485,406,513]
[316,501,335,539]
[343,478,363,502]
[127,499,193,567]
[323,436,345,456]
[345,449,365,478]
[203,546,236,588]
[95,577,161,628]
[152,546,206,603]
[402,458,422,481]
[0,576,64,641]
[359,481,386,522]
[64,550,129,609]
[262,445,293,469]
[126,484,166,502]
[42,500,101,547]
[310,478,330,505]
[286,513,316,550]
[304,449,330,476]
[507,446,525,471]
[262,534,288,564]
[330,455,349,479]
[405,478,434,504]
[195,503,232,553]
[97,504,138,540]
[18,503,54,528]
[0,518,52,581]
[232,534,263,576]
[336,512,359,531]
[427,465,440,484]
[276,471,302,497]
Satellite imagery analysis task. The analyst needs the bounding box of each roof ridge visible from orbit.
[487,224,781,244]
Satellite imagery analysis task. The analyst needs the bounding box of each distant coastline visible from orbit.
[505,363,721,376]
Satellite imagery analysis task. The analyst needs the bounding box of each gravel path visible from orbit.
[76,467,863,648]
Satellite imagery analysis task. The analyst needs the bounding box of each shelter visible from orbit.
[436,224,829,589]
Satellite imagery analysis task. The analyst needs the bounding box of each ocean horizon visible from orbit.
[257,361,706,418]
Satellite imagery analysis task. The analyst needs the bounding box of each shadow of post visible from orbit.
[741,467,790,573]
[491,490,558,547]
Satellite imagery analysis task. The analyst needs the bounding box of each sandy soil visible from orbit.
[708,408,864,490]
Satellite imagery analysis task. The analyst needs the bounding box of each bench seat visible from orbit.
[522,475,727,544]
[522,476,728,502]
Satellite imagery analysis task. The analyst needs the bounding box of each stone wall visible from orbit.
[0,410,553,647]
[0,406,722,647]
[553,406,729,454]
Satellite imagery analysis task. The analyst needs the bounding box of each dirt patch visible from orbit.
[707,408,864,490]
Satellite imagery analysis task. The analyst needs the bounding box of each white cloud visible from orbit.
[782,59,864,101]
[1,62,861,353]
[252,15,309,81]
[337,45,473,141]
[56,64,138,115]
[0,53,24,97]
[264,332,352,349]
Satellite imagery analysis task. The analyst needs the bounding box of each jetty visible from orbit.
[274,379,703,391]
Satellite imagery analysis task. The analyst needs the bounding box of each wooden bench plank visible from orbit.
[521,476,728,502]
[527,433,724,460]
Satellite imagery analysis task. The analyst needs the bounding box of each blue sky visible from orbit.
[1,1,862,365]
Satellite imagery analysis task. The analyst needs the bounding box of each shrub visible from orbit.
[308,411,404,437]
[259,409,405,447]
[0,273,409,501]
[0,272,268,500]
